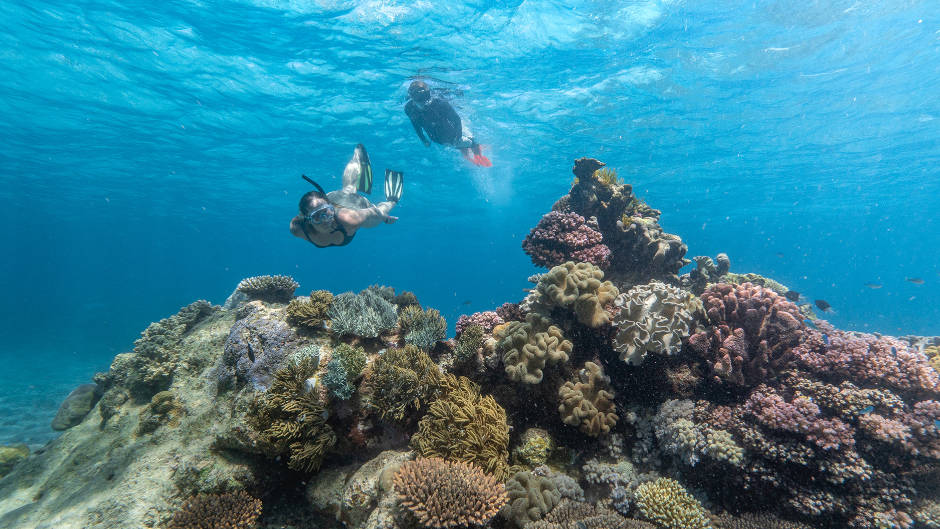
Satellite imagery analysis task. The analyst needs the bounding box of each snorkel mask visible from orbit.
[409,81,431,108]
[305,203,335,225]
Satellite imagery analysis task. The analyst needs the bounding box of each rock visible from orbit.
[0,444,29,478]
[307,450,410,528]
[51,384,100,431]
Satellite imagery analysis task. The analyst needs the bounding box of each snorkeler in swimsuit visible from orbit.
[289,144,403,248]
[404,80,492,167]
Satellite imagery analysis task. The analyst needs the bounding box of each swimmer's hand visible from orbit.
[385,215,398,224]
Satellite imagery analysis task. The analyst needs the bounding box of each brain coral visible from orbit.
[504,470,562,527]
[393,457,507,529]
[536,261,619,327]
[236,274,299,303]
[522,210,611,270]
[495,313,572,384]
[633,477,711,529]
[558,362,618,437]
[612,281,700,365]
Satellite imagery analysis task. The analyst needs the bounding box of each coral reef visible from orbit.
[412,374,510,479]
[323,343,367,400]
[363,345,442,421]
[453,324,484,367]
[687,283,804,387]
[503,470,561,527]
[286,289,333,329]
[398,305,447,350]
[558,362,618,437]
[522,210,612,269]
[535,261,619,327]
[513,428,554,468]
[455,310,504,335]
[495,313,572,384]
[393,457,507,528]
[612,281,700,365]
[236,274,299,303]
[164,491,262,529]
[712,512,813,529]
[327,289,399,338]
[136,390,182,435]
[633,477,711,529]
[216,303,299,391]
[247,357,336,472]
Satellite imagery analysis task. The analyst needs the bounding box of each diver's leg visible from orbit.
[341,151,361,194]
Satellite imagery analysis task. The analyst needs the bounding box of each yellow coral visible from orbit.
[634,478,711,529]
[286,290,333,329]
[536,262,619,327]
[558,362,617,437]
[363,345,442,421]
[704,428,743,466]
[593,167,621,187]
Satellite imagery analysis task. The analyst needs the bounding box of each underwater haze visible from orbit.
[1,0,939,447]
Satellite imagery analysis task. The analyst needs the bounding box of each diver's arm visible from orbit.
[437,101,462,140]
[405,104,431,146]
[340,203,397,230]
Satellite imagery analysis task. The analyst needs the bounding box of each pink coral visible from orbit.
[744,385,855,450]
[688,283,805,387]
[495,302,524,323]
[455,311,504,336]
[793,322,940,395]
[522,211,611,269]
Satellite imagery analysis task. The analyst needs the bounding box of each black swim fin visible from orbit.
[384,169,403,203]
[355,143,373,194]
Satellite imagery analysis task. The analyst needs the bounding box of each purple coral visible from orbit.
[456,311,504,336]
[688,283,804,387]
[218,313,297,391]
[744,385,855,450]
[522,211,611,269]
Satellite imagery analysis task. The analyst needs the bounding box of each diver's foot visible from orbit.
[472,154,492,167]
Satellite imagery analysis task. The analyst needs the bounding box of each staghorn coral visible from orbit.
[495,313,572,384]
[504,470,561,527]
[612,281,700,365]
[398,305,447,350]
[634,478,712,529]
[393,457,507,528]
[236,275,299,303]
[558,362,618,437]
[535,261,619,327]
[286,290,333,329]
[687,283,804,388]
[327,289,398,338]
[95,300,218,403]
[522,210,611,270]
[164,491,262,529]
[412,374,510,479]
[247,357,336,473]
[363,345,442,422]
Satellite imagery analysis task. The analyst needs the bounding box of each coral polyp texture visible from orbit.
[327,288,399,338]
[455,310,504,335]
[363,344,442,421]
[558,361,618,437]
[286,289,333,329]
[236,274,299,303]
[535,261,619,327]
[495,312,572,384]
[633,478,711,529]
[393,457,507,528]
[165,491,262,529]
[398,305,447,350]
[522,210,611,269]
[612,281,700,365]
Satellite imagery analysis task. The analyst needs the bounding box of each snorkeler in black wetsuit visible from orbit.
[404,80,492,167]
[289,144,403,248]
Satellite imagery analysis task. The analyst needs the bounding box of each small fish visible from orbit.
[822,334,830,346]
[803,318,818,329]
[859,405,874,415]
[814,299,832,312]
[775,252,785,258]
[784,290,801,302]
[461,300,472,305]
[906,277,925,285]
[864,283,882,289]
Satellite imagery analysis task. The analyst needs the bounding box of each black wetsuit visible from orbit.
[301,220,354,248]
[405,99,462,146]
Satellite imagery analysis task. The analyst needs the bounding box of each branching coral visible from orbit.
[633,478,711,529]
[165,491,262,529]
[398,305,447,350]
[495,313,572,384]
[612,281,700,365]
[522,211,611,270]
[236,274,299,303]
[286,290,333,329]
[363,345,442,421]
[535,261,618,327]
[248,357,336,473]
[327,289,398,338]
[504,470,562,527]
[558,362,618,437]
[393,458,507,528]
[411,374,510,479]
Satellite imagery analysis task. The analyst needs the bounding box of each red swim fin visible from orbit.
[473,154,492,167]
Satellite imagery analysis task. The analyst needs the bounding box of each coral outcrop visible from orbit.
[216,302,299,391]
[363,345,442,422]
[558,362,618,437]
[612,281,700,365]
[393,457,507,528]
[535,261,619,327]
[236,274,299,303]
[495,313,572,384]
[523,210,611,270]
[51,383,101,431]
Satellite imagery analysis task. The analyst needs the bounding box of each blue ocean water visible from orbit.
[0,0,937,446]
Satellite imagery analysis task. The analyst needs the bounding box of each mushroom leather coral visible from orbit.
[496,313,572,384]
[558,362,618,437]
[536,261,618,327]
[612,281,699,365]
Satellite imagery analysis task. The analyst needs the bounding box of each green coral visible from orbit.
[236,274,299,302]
[412,374,510,479]
[495,313,572,384]
[454,324,484,365]
[558,362,617,437]
[323,343,366,400]
[286,290,333,329]
[634,477,712,529]
[248,357,336,473]
[398,305,447,350]
[536,261,619,327]
[392,290,420,309]
[363,345,442,421]
[327,289,398,338]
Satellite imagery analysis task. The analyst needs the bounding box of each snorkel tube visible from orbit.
[302,174,327,195]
